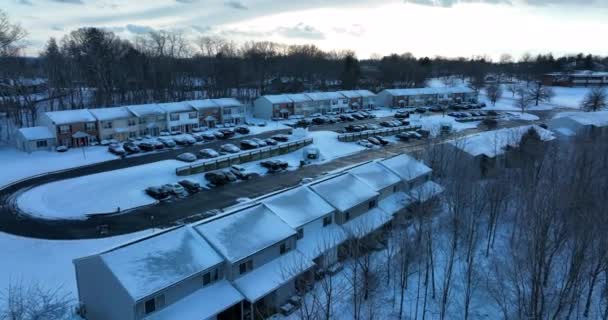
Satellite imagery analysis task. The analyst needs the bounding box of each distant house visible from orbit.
[188,99,221,128]
[543,70,608,87]
[194,204,314,316]
[126,104,167,137]
[285,94,315,117]
[377,87,477,108]
[253,94,294,119]
[40,109,98,147]
[306,91,349,114]
[15,126,56,152]
[89,107,138,141]
[337,90,364,110]
[212,98,246,125]
[356,90,377,109]
[549,111,608,137]
[73,226,241,320]
[158,101,199,134]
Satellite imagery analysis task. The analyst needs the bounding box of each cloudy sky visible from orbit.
[5,0,608,59]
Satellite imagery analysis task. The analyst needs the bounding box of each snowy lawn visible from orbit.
[481,86,591,111]
[410,114,480,137]
[0,229,154,303]
[16,131,365,220]
[0,146,118,188]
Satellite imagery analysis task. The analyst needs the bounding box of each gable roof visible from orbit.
[262,94,293,104]
[19,126,55,140]
[186,99,219,110]
[262,186,335,228]
[158,101,195,113]
[380,154,432,181]
[126,104,165,117]
[382,86,474,96]
[310,173,379,212]
[45,109,96,125]
[89,107,134,121]
[99,226,223,301]
[285,93,312,103]
[337,90,362,98]
[348,162,401,192]
[211,98,242,107]
[194,204,296,263]
[356,90,376,97]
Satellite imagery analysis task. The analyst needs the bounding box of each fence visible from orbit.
[337,125,422,142]
[175,137,314,176]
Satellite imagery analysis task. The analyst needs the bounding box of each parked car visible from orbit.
[252,138,268,147]
[184,135,197,145]
[374,136,389,145]
[163,183,188,198]
[205,171,230,187]
[235,126,250,134]
[220,143,241,153]
[415,107,427,114]
[240,139,259,150]
[396,133,411,142]
[108,144,126,156]
[222,170,238,182]
[295,119,312,127]
[173,136,188,145]
[357,140,374,148]
[229,165,258,180]
[176,152,197,162]
[153,141,165,149]
[100,140,111,146]
[213,131,225,139]
[410,132,423,139]
[367,137,381,145]
[379,121,393,127]
[429,105,445,112]
[264,138,278,146]
[123,142,140,154]
[352,113,365,120]
[170,130,181,135]
[138,142,155,152]
[312,117,326,125]
[399,120,410,126]
[394,111,410,119]
[201,133,216,141]
[159,137,176,148]
[260,159,289,172]
[218,129,235,138]
[345,124,364,132]
[198,148,219,159]
[190,133,204,142]
[145,186,170,200]
[271,134,289,142]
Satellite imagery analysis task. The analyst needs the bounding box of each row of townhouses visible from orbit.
[542,70,608,87]
[73,154,443,320]
[16,98,245,152]
[253,87,477,120]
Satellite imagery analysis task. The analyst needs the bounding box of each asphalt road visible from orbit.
[0,109,562,240]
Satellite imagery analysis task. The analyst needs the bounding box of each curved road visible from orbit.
[0,110,561,240]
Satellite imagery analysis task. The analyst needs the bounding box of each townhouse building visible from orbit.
[89,107,139,141]
[357,90,376,109]
[543,70,608,87]
[15,126,56,152]
[127,104,167,137]
[377,87,477,108]
[212,98,246,125]
[306,91,349,114]
[158,102,200,134]
[40,109,98,147]
[188,99,221,128]
[285,94,315,117]
[73,153,442,320]
[253,94,294,119]
[337,90,364,110]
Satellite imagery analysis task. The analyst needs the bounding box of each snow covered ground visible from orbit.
[0,146,118,188]
[481,86,591,111]
[16,131,366,220]
[0,229,154,304]
[410,114,480,137]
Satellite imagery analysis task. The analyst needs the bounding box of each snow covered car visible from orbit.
[123,142,140,154]
[374,136,389,145]
[367,137,381,145]
[176,152,197,162]
[173,136,188,145]
[205,171,230,187]
[190,133,204,142]
[137,142,155,151]
[201,133,216,141]
[178,179,201,193]
[197,148,219,159]
[108,144,126,156]
[229,165,257,180]
[260,160,289,172]
[235,126,250,134]
[213,131,224,139]
[145,186,170,200]
[222,170,238,182]
[159,137,176,148]
[251,138,268,147]
[218,129,235,139]
[55,145,68,152]
[357,140,374,148]
[271,134,289,142]
[264,138,278,146]
[153,141,165,149]
[183,135,197,145]
[220,144,241,154]
[240,139,259,150]
[162,183,188,198]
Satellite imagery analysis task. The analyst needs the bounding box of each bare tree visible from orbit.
[0,281,72,320]
[514,86,533,114]
[0,10,27,57]
[527,81,555,106]
[485,83,503,106]
[580,86,607,112]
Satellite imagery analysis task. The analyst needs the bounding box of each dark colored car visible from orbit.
[138,142,155,151]
[123,142,140,154]
[265,138,278,146]
[145,186,169,200]
[396,133,411,142]
[352,113,365,120]
[240,140,259,150]
[218,129,235,139]
[235,126,250,134]
[178,179,201,193]
[222,170,238,182]
[190,134,204,142]
[205,171,230,187]
[153,141,165,149]
[260,159,289,172]
[271,134,289,142]
[374,136,389,145]
[415,107,427,114]
[213,131,225,139]
[202,133,216,141]
[312,117,326,125]
[394,111,410,119]
[429,105,445,112]
[295,119,312,127]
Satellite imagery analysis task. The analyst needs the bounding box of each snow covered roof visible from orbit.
[100,226,223,300]
[304,92,334,101]
[194,204,296,263]
[348,162,401,192]
[310,173,379,212]
[380,154,432,182]
[382,86,474,97]
[89,107,134,121]
[18,126,55,140]
[211,98,242,107]
[126,104,165,117]
[450,125,555,158]
[296,224,348,260]
[185,99,219,110]
[337,90,362,98]
[356,90,376,97]
[233,250,314,302]
[144,280,243,320]
[341,208,393,239]
[45,109,96,125]
[378,192,409,215]
[285,93,312,103]
[262,94,293,104]
[552,111,608,128]
[262,186,335,228]
[158,101,195,113]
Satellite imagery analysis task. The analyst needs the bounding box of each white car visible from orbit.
[163,183,188,198]
[198,148,219,159]
[221,144,241,153]
[357,140,374,148]
[177,152,197,162]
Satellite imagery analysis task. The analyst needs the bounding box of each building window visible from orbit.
[103,122,113,129]
[129,132,137,138]
[223,108,231,115]
[344,211,350,222]
[239,260,253,275]
[36,140,48,148]
[369,200,376,209]
[280,243,288,255]
[213,268,219,281]
[203,272,211,286]
[144,295,164,315]
[157,115,165,121]
[189,112,197,119]
[85,122,96,131]
[323,215,332,227]
[170,113,179,121]
[296,228,304,240]
[59,125,70,134]
[128,119,136,126]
